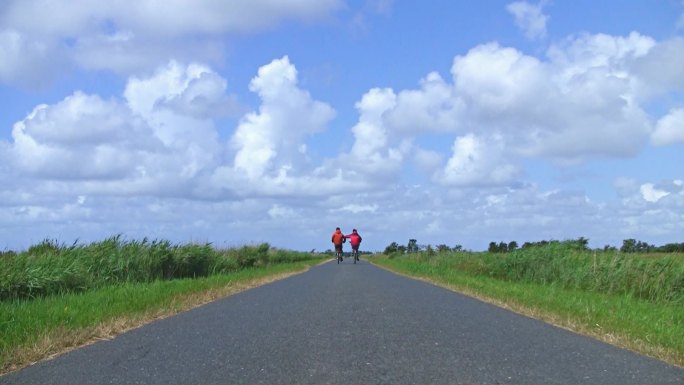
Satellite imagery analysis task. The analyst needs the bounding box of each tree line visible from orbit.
[384,239,463,255]
[383,237,684,255]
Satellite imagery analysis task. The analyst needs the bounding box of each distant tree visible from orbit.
[498,242,508,253]
[603,245,617,252]
[383,242,399,255]
[658,243,684,253]
[436,244,451,253]
[621,239,637,253]
[576,237,589,250]
[561,237,589,251]
[487,241,508,253]
[635,240,654,253]
[407,239,419,253]
[397,245,407,254]
[621,239,656,253]
[508,241,518,251]
[452,244,463,252]
[0,250,16,258]
[426,245,435,256]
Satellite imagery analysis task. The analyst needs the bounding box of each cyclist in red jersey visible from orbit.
[345,229,362,253]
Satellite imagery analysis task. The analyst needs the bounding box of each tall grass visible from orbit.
[0,236,319,301]
[385,242,684,305]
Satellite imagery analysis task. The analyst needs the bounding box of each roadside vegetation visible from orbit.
[373,238,684,367]
[0,236,324,374]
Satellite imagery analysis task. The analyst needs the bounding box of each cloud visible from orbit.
[2,24,683,252]
[640,183,669,202]
[413,148,443,174]
[3,61,230,198]
[268,204,297,219]
[632,37,684,99]
[610,179,684,241]
[0,0,345,85]
[386,72,463,134]
[230,56,336,181]
[435,134,520,187]
[1,56,355,242]
[506,1,549,40]
[368,33,659,166]
[366,0,394,16]
[349,0,395,35]
[617,178,684,206]
[652,108,684,146]
[333,33,658,185]
[204,56,379,199]
[451,42,549,120]
[334,204,379,214]
[0,29,66,87]
[9,92,162,180]
[124,61,239,119]
[346,88,409,177]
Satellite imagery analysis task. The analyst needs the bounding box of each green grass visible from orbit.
[0,260,322,374]
[0,237,317,301]
[382,242,684,304]
[372,250,684,367]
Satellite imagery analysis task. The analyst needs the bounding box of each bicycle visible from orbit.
[336,248,343,264]
[351,248,359,264]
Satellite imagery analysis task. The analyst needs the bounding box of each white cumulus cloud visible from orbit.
[363,33,659,167]
[9,92,162,180]
[436,134,520,187]
[652,108,684,146]
[230,56,336,181]
[3,61,229,196]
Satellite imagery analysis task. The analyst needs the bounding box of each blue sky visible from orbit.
[1,0,683,252]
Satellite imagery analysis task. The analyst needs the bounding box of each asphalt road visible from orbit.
[2,259,682,385]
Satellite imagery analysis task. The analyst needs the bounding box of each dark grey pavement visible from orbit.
[2,259,682,384]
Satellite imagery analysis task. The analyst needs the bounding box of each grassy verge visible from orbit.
[0,259,323,375]
[371,255,684,368]
[1,237,318,301]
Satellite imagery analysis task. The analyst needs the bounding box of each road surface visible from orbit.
[2,260,682,384]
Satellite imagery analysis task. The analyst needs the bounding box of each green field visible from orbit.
[0,237,324,374]
[371,242,684,367]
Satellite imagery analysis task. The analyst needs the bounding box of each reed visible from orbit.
[383,241,684,305]
[0,236,319,301]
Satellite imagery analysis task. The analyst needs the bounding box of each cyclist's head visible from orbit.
[336,227,340,231]
[352,229,357,233]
